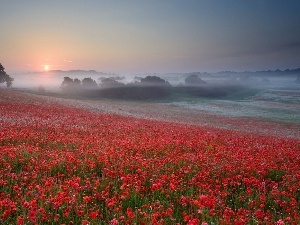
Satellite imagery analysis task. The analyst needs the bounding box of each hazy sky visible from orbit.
[1,0,300,73]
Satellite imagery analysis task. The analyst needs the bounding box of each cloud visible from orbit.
[63,59,73,63]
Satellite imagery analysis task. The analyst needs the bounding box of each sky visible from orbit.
[1,0,300,74]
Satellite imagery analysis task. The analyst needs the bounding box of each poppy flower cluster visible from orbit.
[0,89,299,224]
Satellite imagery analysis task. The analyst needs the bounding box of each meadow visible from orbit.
[0,89,300,225]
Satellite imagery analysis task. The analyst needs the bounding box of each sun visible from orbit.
[44,65,49,71]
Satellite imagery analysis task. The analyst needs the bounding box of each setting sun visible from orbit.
[44,65,49,71]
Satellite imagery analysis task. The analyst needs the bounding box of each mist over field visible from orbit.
[10,69,300,90]
[6,68,299,128]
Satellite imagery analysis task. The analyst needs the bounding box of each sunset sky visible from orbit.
[1,0,300,73]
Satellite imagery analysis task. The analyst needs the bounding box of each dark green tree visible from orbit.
[61,77,74,90]
[140,76,171,87]
[61,77,82,93]
[73,78,81,88]
[82,77,97,89]
[185,74,206,86]
[99,78,125,89]
[0,63,14,87]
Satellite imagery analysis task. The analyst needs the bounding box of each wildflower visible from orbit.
[187,218,200,225]
[110,218,119,225]
[17,216,25,225]
[276,219,284,225]
[89,209,99,219]
[127,207,135,218]
[82,219,89,225]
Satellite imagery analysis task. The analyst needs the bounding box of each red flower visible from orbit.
[89,209,99,219]
[187,218,200,225]
[110,218,119,225]
[83,196,92,203]
[82,219,89,225]
[17,216,25,225]
[126,207,135,218]
[276,219,285,225]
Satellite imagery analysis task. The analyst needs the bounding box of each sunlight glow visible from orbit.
[44,65,49,71]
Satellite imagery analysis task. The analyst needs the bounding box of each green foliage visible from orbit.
[264,170,285,182]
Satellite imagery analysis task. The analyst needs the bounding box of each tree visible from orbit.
[99,78,125,89]
[82,77,97,89]
[61,77,82,93]
[61,77,74,90]
[0,63,14,87]
[73,78,81,88]
[185,74,206,86]
[140,76,171,87]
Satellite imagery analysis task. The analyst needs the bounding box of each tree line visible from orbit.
[60,76,173,100]
[59,74,238,100]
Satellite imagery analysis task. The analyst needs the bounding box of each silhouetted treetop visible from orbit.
[61,77,82,93]
[185,74,206,86]
[99,78,125,88]
[73,78,81,87]
[0,63,4,72]
[61,77,73,88]
[140,76,171,86]
[0,63,14,87]
[82,77,98,89]
[98,76,125,82]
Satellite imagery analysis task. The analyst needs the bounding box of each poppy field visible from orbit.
[0,90,300,225]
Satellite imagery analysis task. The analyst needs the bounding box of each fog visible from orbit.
[9,69,300,94]
[5,69,299,125]
[10,71,109,91]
